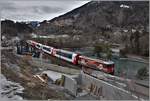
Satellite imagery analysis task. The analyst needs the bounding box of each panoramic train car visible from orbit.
[35,43,42,50]
[26,40,37,46]
[78,56,114,74]
[42,45,54,54]
[52,49,80,65]
[27,40,42,48]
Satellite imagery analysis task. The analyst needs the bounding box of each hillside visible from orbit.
[36,1,149,34]
[35,1,149,56]
[1,20,34,39]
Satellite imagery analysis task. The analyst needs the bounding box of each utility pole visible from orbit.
[40,49,43,69]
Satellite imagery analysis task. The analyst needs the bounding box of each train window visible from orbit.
[43,47,51,52]
[37,44,40,48]
[67,54,72,59]
[56,51,72,59]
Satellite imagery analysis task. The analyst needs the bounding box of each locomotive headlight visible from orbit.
[98,64,103,70]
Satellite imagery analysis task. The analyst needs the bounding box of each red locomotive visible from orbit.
[78,56,114,74]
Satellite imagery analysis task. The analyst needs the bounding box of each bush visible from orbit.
[93,43,104,58]
[106,50,112,60]
[120,49,127,57]
[93,43,112,59]
[136,67,149,80]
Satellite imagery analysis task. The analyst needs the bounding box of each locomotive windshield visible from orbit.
[105,64,114,68]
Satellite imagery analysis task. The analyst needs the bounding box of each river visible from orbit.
[68,47,149,79]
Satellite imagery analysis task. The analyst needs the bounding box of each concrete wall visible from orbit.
[81,72,138,100]
[63,75,78,96]
[30,58,80,75]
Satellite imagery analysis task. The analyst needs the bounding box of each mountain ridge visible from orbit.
[35,1,149,56]
[1,1,149,56]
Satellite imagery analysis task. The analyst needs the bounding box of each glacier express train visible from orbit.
[26,40,114,74]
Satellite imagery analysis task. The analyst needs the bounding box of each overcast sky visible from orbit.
[0,0,90,22]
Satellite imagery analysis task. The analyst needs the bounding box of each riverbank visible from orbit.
[126,54,149,64]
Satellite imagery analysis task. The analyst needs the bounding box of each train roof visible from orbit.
[27,40,38,44]
[56,49,78,55]
[42,44,53,48]
[79,56,114,65]
[103,61,114,65]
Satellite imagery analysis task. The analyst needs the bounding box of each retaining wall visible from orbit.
[63,75,78,96]
[30,58,80,75]
[81,72,138,100]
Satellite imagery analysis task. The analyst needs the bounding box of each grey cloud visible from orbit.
[0,2,16,10]
[32,6,65,14]
[0,0,90,21]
